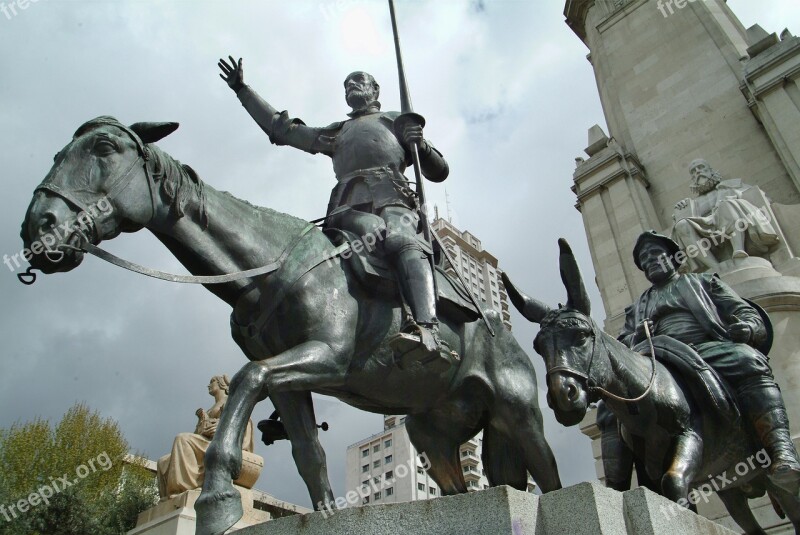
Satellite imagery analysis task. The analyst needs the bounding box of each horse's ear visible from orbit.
[501,272,550,324]
[558,238,591,316]
[129,122,179,144]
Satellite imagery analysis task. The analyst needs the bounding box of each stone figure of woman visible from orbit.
[157,375,254,499]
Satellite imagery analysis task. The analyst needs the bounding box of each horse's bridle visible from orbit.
[32,122,159,264]
[544,314,658,404]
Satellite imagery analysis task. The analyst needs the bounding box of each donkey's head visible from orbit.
[20,117,179,274]
[502,239,600,426]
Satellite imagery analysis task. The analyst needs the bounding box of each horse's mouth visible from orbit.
[26,231,87,274]
[547,387,590,427]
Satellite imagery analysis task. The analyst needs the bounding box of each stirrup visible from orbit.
[388,323,459,373]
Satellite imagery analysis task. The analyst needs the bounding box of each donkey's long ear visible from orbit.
[558,238,591,315]
[501,272,551,324]
[129,122,179,144]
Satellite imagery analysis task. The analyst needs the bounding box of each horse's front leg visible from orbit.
[196,340,342,535]
[195,359,269,535]
[271,390,336,510]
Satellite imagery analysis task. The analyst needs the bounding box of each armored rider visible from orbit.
[619,231,800,494]
[218,57,453,366]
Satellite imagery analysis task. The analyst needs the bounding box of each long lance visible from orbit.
[387,0,495,337]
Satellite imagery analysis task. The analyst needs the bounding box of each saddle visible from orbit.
[324,228,480,324]
[631,335,740,425]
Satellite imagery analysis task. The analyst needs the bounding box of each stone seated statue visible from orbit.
[157,374,263,499]
[671,158,780,272]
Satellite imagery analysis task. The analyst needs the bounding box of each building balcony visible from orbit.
[460,454,480,468]
[463,470,482,483]
[464,436,479,448]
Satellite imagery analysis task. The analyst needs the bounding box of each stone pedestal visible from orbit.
[127,486,270,535]
[234,483,735,535]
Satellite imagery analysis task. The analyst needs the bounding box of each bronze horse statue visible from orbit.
[502,239,800,535]
[20,117,561,535]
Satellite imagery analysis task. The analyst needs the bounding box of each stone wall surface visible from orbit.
[235,483,737,535]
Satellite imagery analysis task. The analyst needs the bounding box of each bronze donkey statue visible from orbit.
[502,239,800,535]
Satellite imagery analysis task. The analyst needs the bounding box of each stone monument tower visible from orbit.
[564,0,800,531]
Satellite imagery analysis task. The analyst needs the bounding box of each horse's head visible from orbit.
[21,116,179,274]
[502,239,600,427]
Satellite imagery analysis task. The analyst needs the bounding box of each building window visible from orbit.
[362,465,368,473]
[373,460,381,468]
[362,449,369,457]
[363,496,370,504]
[418,483,425,491]
[461,450,468,458]
[373,476,380,484]
[374,492,381,501]
[385,470,393,480]
[429,487,436,495]
[385,455,393,464]
[362,480,369,488]
[417,467,424,475]
[384,439,392,448]
[386,487,394,496]
[373,444,380,453]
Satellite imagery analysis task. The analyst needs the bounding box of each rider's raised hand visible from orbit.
[218,55,244,92]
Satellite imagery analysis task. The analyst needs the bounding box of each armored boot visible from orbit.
[738,384,800,495]
[387,248,458,373]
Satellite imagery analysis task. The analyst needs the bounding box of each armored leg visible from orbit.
[325,206,385,252]
[737,382,800,495]
[381,206,456,371]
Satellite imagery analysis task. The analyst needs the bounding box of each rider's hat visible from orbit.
[632,231,683,270]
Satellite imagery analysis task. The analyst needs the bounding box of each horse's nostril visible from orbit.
[38,212,56,233]
[567,384,578,402]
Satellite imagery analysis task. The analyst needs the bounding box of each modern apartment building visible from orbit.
[431,216,512,330]
[344,415,535,507]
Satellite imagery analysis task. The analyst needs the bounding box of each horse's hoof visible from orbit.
[770,462,800,496]
[195,487,243,535]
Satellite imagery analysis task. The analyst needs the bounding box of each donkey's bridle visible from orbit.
[546,316,658,404]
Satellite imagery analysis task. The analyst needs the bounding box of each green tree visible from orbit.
[0,403,158,535]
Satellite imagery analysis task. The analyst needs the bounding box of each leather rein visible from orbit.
[20,125,331,286]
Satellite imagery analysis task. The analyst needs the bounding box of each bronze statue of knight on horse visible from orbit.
[17,4,562,534]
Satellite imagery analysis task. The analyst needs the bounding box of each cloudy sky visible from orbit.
[1,0,797,510]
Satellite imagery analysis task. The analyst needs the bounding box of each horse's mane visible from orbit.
[147,145,311,230]
[72,116,309,231]
[147,144,209,228]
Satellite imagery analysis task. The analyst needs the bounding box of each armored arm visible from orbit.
[218,57,333,155]
[418,140,449,183]
[398,121,449,182]
[236,86,333,155]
